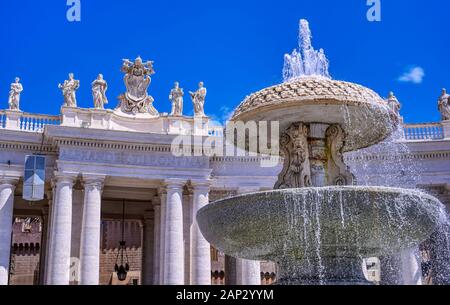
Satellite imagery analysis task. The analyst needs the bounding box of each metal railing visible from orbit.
[403,123,444,141]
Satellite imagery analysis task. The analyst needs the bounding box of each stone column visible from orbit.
[163,179,186,285]
[240,259,262,285]
[152,201,161,285]
[0,177,18,285]
[39,206,49,285]
[236,187,261,286]
[183,189,193,285]
[79,176,104,285]
[225,256,238,285]
[45,185,56,285]
[400,247,423,285]
[159,189,167,284]
[48,173,76,285]
[70,188,84,284]
[190,181,211,285]
[143,211,154,285]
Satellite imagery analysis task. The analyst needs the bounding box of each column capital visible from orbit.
[157,187,167,198]
[82,174,106,192]
[163,178,187,190]
[0,175,20,188]
[190,180,211,192]
[46,189,53,201]
[53,172,77,186]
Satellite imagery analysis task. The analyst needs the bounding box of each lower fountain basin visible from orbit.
[197,187,443,261]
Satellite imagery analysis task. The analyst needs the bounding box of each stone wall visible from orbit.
[99,220,143,285]
[9,219,42,285]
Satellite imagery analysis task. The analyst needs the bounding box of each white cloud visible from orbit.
[398,66,425,84]
[219,106,234,123]
[209,105,234,126]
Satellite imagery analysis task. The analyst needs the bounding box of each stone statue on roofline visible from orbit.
[92,74,108,109]
[438,88,450,121]
[190,82,207,117]
[169,82,184,116]
[386,91,403,124]
[59,73,80,107]
[8,77,23,111]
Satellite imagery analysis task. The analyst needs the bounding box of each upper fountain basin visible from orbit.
[231,77,398,153]
[197,186,443,261]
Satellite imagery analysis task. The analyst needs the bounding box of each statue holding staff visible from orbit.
[92,74,109,109]
[169,82,184,116]
[438,89,450,121]
[189,82,207,117]
[59,73,80,107]
[8,77,23,111]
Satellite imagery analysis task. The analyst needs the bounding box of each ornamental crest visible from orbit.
[118,56,159,115]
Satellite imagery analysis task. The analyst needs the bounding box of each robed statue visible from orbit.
[59,73,80,107]
[189,82,207,117]
[92,74,108,109]
[438,88,450,121]
[169,82,184,116]
[8,77,23,111]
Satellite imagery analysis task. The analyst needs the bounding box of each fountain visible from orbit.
[197,19,445,285]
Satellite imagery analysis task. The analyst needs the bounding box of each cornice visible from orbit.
[0,141,57,154]
[345,150,450,162]
[55,138,175,153]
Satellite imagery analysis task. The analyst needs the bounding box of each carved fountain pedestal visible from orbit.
[275,123,353,189]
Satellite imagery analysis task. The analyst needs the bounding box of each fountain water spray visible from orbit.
[283,19,331,81]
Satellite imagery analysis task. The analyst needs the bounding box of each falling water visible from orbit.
[340,99,450,284]
[345,122,423,188]
[283,19,331,82]
[270,187,445,285]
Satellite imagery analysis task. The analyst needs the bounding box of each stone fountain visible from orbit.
[197,19,444,285]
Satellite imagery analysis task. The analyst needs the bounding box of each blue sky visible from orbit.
[1,0,449,123]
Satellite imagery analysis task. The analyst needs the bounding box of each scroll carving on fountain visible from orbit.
[118,57,159,115]
[325,124,354,186]
[275,123,312,189]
